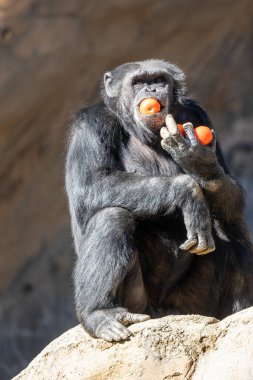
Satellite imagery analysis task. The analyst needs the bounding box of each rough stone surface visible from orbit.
[13,307,253,380]
[1,1,253,379]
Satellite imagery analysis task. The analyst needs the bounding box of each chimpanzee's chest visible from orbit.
[120,135,182,177]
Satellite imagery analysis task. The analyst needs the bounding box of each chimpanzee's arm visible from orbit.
[66,107,197,222]
[65,106,214,254]
[193,142,245,223]
[161,100,245,222]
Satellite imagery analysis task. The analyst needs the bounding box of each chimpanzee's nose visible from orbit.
[146,86,156,92]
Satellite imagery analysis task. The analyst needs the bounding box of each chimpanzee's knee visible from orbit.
[85,207,135,241]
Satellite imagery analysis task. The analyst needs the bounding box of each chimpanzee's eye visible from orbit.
[133,79,144,87]
[154,77,165,85]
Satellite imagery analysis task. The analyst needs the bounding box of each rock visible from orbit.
[13,307,253,380]
[193,307,253,380]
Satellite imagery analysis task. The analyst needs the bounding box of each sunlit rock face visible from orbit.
[13,308,253,380]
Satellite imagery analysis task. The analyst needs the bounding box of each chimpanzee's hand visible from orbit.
[160,115,219,179]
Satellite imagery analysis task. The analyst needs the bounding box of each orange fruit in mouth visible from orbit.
[139,98,161,115]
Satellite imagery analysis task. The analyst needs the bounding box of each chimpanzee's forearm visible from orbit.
[190,166,245,222]
[160,117,245,222]
[69,170,202,224]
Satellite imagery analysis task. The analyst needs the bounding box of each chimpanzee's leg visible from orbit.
[74,207,149,342]
[217,228,253,318]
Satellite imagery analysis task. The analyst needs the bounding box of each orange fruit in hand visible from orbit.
[194,126,213,145]
[177,124,186,137]
[139,98,161,115]
[177,124,212,145]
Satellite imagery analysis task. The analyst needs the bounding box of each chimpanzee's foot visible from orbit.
[79,307,150,342]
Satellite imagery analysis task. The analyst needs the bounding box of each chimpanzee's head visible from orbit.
[102,59,186,141]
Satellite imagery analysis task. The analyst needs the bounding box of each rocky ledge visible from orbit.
[13,307,253,380]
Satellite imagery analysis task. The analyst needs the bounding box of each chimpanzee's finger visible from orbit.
[160,126,170,139]
[194,246,216,255]
[183,122,200,147]
[209,129,217,151]
[165,114,188,147]
[161,137,177,151]
[180,238,198,251]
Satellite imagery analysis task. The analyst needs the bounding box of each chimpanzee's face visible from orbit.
[103,60,181,133]
[125,69,172,129]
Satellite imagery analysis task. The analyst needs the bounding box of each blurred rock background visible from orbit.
[0,0,252,379]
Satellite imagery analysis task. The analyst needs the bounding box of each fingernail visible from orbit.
[165,114,178,134]
[183,122,193,129]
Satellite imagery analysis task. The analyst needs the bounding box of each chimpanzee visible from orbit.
[65,59,253,342]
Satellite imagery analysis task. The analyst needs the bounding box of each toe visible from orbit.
[99,332,113,342]
[121,313,150,325]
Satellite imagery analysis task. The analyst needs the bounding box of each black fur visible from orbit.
[65,59,253,342]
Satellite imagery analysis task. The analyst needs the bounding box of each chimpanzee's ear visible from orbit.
[104,72,118,98]
[170,67,186,105]
[174,98,212,128]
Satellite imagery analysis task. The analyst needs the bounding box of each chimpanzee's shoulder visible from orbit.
[75,102,113,126]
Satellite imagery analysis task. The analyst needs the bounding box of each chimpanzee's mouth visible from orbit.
[159,105,166,112]
[137,98,167,116]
